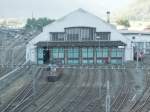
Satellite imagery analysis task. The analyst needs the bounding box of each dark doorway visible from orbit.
[43,48,50,64]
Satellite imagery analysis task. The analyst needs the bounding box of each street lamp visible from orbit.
[96,36,101,64]
[132,36,139,70]
[118,46,125,66]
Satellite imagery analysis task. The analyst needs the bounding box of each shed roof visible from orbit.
[36,41,126,47]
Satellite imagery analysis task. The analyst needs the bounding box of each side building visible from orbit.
[120,30,150,55]
[26,9,133,65]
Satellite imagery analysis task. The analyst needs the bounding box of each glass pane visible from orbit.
[61,60,65,64]
[117,49,123,57]
[74,53,79,58]
[74,60,79,64]
[111,59,122,64]
[83,60,88,64]
[88,48,93,58]
[52,48,64,59]
[68,60,72,64]
[65,27,95,41]
[111,48,116,57]
[53,48,58,52]
[96,48,102,57]
[103,48,108,57]
[53,53,58,58]
[68,48,79,58]
[111,59,117,64]
[68,53,73,58]
[89,60,93,64]
[37,48,43,59]
[96,32,110,40]
[82,48,88,57]
[68,59,79,64]
[37,60,43,64]
[59,53,64,58]
[97,59,103,64]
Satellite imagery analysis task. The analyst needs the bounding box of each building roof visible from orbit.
[36,41,126,47]
[28,8,131,46]
[119,29,150,35]
[43,8,113,32]
[119,29,150,42]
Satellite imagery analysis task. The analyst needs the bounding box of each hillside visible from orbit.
[115,0,150,21]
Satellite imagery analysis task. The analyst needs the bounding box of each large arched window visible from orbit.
[50,27,111,41]
[65,27,96,41]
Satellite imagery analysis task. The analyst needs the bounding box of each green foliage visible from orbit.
[116,19,130,27]
[25,17,55,31]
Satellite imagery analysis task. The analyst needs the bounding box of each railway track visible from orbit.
[126,55,150,112]
[46,67,90,112]
[7,68,55,112]
[111,69,130,112]
[68,67,97,112]
[79,68,106,112]
[83,67,130,112]
[49,67,87,112]
[3,64,148,112]
[31,67,96,112]
[29,68,76,112]
[0,46,26,77]
[129,68,150,112]
[80,68,100,110]
[43,67,81,112]
[0,33,29,77]
[0,67,41,112]
[0,67,12,77]
[1,83,33,112]
[17,68,72,112]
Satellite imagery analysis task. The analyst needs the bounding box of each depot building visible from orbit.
[26,9,133,65]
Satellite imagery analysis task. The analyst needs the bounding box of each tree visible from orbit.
[116,19,130,27]
[25,17,55,31]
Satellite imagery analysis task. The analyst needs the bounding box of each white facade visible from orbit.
[26,9,133,63]
[120,30,150,54]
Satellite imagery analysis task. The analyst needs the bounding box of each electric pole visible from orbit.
[106,80,110,112]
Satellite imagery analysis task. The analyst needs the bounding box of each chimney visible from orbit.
[106,11,110,23]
